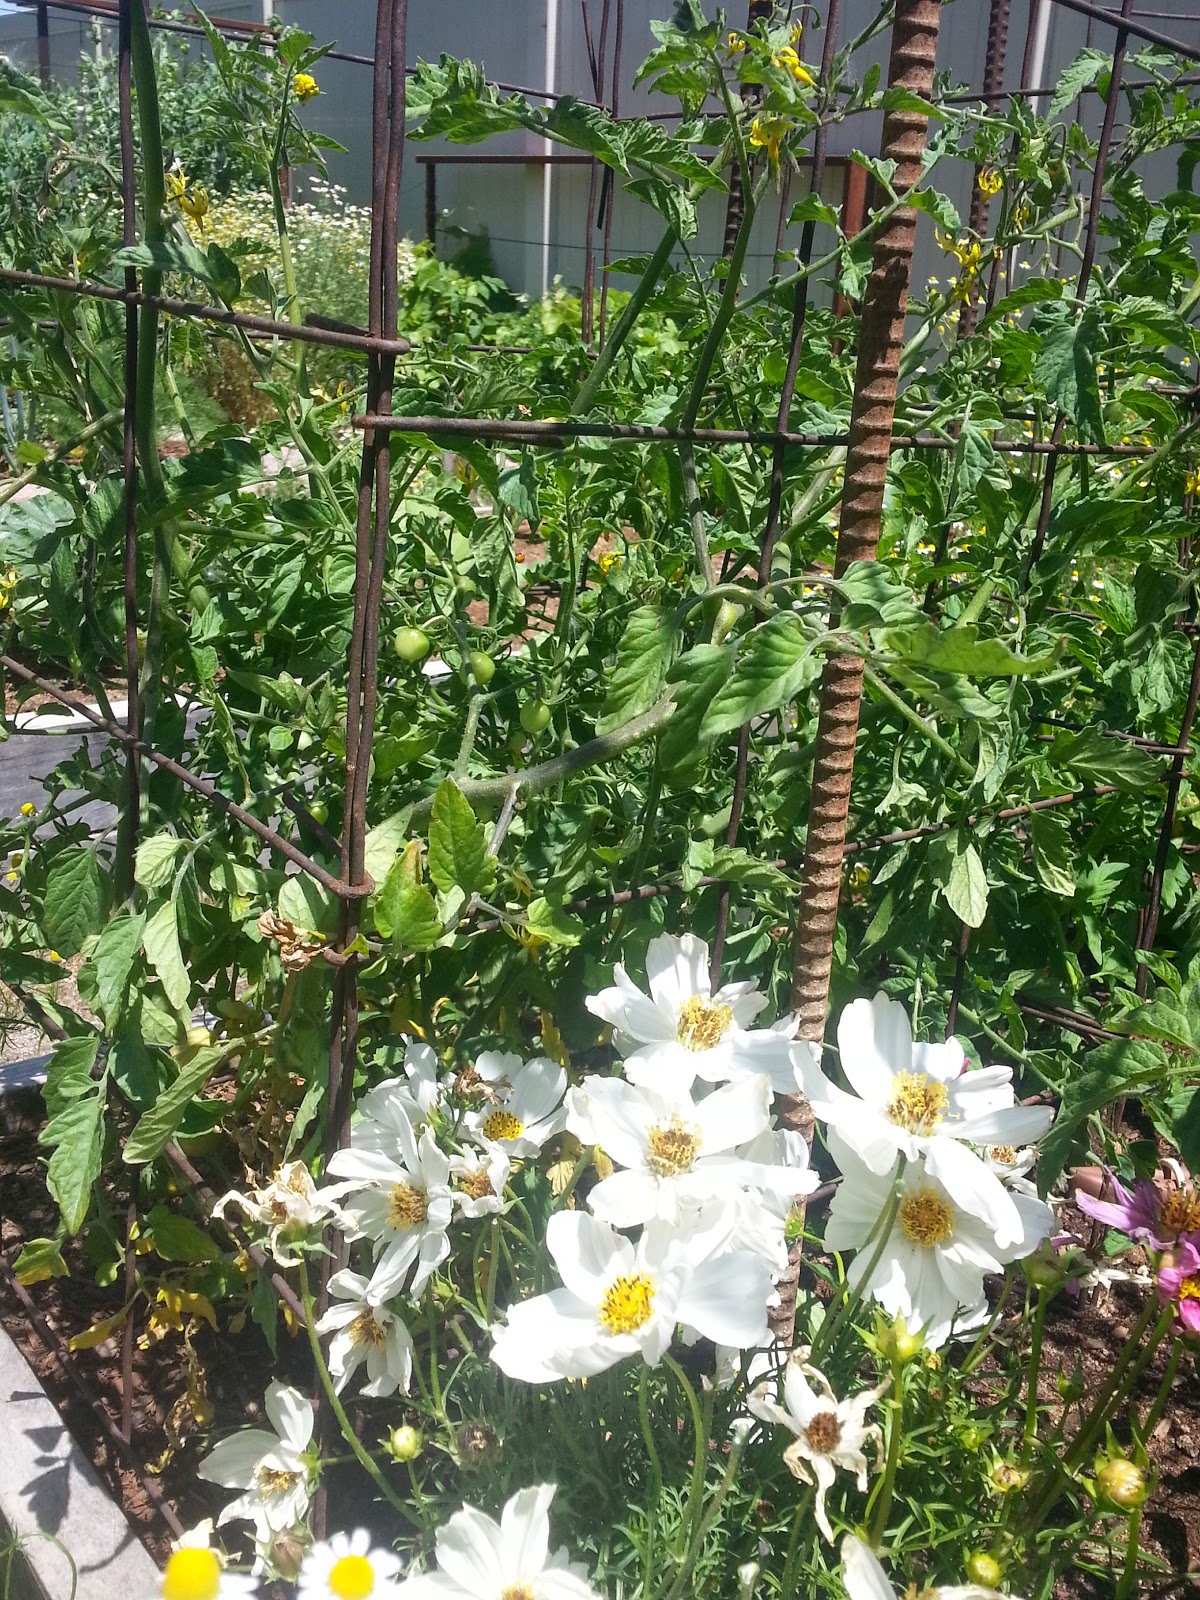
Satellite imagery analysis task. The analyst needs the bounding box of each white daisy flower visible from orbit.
[795,994,1054,1247]
[823,1137,1053,1349]
[155,1544,258,1600]
[315,1270,415,1397]
[197,1381,313,1541]
[748,1352,887,1542]
[841,1534,1020,1600]
[462,1051,567,1158]
[212,1161,342,1267]
[325,1119,454,1300]
[490,1208,773,1382]
[564,1074,813,1232]
[717,1124,820,1270]
[354,1042,444,1140]
[585,932,801,1095]
[411,1484,601,1600]
[449,1142,511,1217]
[297,1529,403,1600]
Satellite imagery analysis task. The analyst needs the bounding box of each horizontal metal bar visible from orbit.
[0,268,411,357]
[1047,0,1200,60]
[0,654,370,901]
[414,153,594,166]
[354,412,1157,457]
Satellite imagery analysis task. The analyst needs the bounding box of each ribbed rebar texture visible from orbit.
[789,0,943,1038]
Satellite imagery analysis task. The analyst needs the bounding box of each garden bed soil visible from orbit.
[1,1083,1197,1591]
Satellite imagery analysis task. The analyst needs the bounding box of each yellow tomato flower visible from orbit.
[773,46,814,87]
[20,802,36,817]
[1185,467,1200,497]
[293,72,320,101]
[726,31,745,55]
[597,551,622,576]
[977,166,1003,196]
[749,114,788,167]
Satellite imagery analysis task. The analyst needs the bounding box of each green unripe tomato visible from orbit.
[520,697,551,735]
[393,626,431,663]
[308,799,329,825]
[469,650,496,687]
[965,1553,1002,1588]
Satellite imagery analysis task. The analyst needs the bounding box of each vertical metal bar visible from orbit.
[580,0,611,349]
[711,0,842,985]
[597,0,623,349]
[1021,0,1135,587]
[985,0,1044,318]
[957,0,1012,341]
[722,1,772,255]
[789,0,944,1040]
[425,162,437,251]
[115,0,139,905]
[37,2,52,85]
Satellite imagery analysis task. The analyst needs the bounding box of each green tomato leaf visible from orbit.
[91,911,147,1026]
[1032,305,1105,443]
[878,621,1056,677]
[145,1204,219,1263]
[135,835,185,891]
[598,605,678,735]
[374,842,442,951]
[143,900,191,1013]
[42,1093,105,1235]
[525,897,585,947]
[1031,811,1076,897]
[659,644,732,775]
[428,780,495,897]
[943,838,989,928]
[123,1045,227,1166]
[700,615,817,740]
[43,849,108,957]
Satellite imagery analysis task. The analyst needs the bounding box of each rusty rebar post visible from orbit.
[579,0,611,348]
[597,0,623,349]
[710,0,843,985]
[114,0,140,904]
[789,0,943,1038]
[957,0,1011,342]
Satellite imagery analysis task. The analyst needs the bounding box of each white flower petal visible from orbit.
[841,1536,898,1600]
[264,1382,313,1451]
[837,994,911,1105]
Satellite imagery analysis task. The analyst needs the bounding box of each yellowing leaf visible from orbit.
[69,1308,128,1351]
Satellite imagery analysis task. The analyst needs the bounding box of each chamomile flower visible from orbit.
[841,1534,1020,1600]
[586,932,799,1094]
[449,1141,511,1217]
[414,1484,600,1600]
[462,1051,567,1157]
[297,1530,403,1600]
[490,1209,772,1382]
[795,994,1054,1246]
[157,1546,257,1600]
[823,1138,1053,1348]
[198,1381,313,1541]
[325,1120,454,1299]
[315,1270,415,1397]
[212,1162,343,1267]
[749,1353,887,1542]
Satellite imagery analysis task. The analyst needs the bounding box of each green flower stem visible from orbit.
[811,1157,906,1364]
[679,439,715,588]
[680,170,768,432]
[483,1215,501,1325]
[778,1484,816,1600]
[863,666,976,779]
[551,1144,595,1213]
[0,408,123,510]
[961,1267,1015,1375]
[638,1363,664,1596]
[869,1361,906,1549]
[1021,1287,1050,1466]
[662,1355,715,1600]
[571,224,678,416]
[1115,1504,1145,1600]
[296,1262,417,1523]
[425,1288,444,1418]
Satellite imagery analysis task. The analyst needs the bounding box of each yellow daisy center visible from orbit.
[886,1071,949,1135]
[482,1109,525,1142]
[1179,1275,1200,1301]
[898,1187,956,1248]
[254,1463,302,1497]
[162,1549,222,1600]
[646,1117,700,1177]
[676,996,732,1052]
[458,1168,495,1200]
[387,1182,428,1228]
[500,1588,536,1600]
[329,1554,376,1600]
[348,1308,387,1350]
[599,1272,655,1334]
[989,1144,1017,1166]
[1159,1189,1200,1237]
[804,1410,843,1454]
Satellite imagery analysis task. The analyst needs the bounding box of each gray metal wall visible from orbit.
[1,2,1198,302]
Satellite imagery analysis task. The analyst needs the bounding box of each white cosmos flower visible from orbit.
[325,1120,453,1299]
[449,1142,511,1217]
[462,1051,567,1157]
[566,1074,808,1227]
[841,1534,1020,1600]
[297,1529,403,1600]
[354,1042,444,1142]
[315,1269,415,1397]
[154,1544,258,1600]
[748,1352,887,1542]
[212,1161,342,1266]
[491,1209,772,1382]
[408,1484,600,1600]
[585,932,801,1095]
[198,1381,313,1540]
[823,1136,1053,1349]
[796,994,1054,1248]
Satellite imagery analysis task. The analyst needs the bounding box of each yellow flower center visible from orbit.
[676,996,733,1052]
[162,1549,222,1600]
[387,1183,428,1228]
[886,1071,949,1135]
[646,1117,700,1177]
[599,1272,655,1334]
[255,1464,302,1498]
[1159,1189,1200,1238]
[348,1309,387,1350]
[458,1168,495,1200]
[500,1588,536,1600]
[329,1555,376,1600]
[898,1187,956,1248]
[989,1144,1017,1166]
[482,1109,525,1142]
[1179,1275,1200,1301]
[804,1410,843,1454]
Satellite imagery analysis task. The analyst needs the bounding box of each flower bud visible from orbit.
[1057,1363,1085,1403]
[456,1420,501,1471]
[1096,1457,1147,1510]
[958,1423,988,1452]
[385,1424,423,1463]
[266,1528,308,1580]
[737,1561,761,1599]
[965,1552,1002,1587]
[874,1312,924,1366]
[987,1458,1029,1494]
